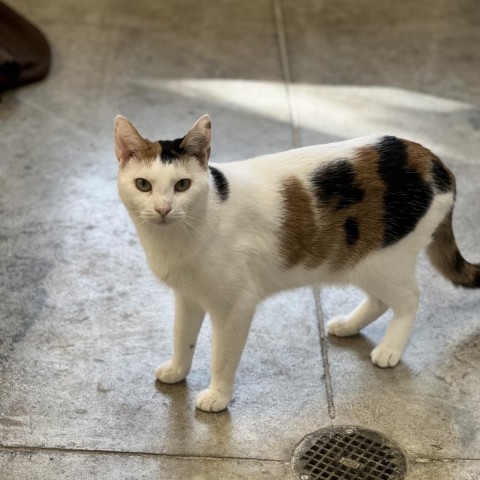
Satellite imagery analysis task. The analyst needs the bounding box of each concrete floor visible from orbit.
[1,1,479,479]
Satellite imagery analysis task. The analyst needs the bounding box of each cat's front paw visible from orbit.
[327,315,359,337]
[196,389,231,412]
[155,360,188,384]
[370,345,402,368]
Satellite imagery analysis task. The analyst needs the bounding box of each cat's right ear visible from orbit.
[114,115,145,167]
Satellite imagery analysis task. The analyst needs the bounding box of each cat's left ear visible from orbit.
[181,115,212,168]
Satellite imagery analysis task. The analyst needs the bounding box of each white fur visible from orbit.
[116,123,454,412]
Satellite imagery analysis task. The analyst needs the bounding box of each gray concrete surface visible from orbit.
[1,1,479,479]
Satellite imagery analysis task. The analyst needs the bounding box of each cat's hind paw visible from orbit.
[196,389,231,412]
[327,315,360,337]
[370,345,402,368]
[155,360,188,384]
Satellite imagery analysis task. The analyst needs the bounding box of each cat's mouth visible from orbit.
[151,216,175,226]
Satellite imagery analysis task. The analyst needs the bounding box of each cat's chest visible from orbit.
[136,228,200,283]
[146,250,206,292]
[145,242,240,310]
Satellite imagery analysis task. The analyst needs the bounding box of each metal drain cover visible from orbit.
[292,426,407,480]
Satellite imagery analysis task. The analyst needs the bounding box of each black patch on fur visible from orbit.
[474,269,480,288]
[311,159,364,210]
[459,266,480,289]
[431,157,454,193]
[344,217,359,246]
[209,165,229,201]
[158,136,186,163]
[377,136,433,247]
[454,250,465,273]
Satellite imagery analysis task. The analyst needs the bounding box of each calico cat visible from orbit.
[114,114,479,412]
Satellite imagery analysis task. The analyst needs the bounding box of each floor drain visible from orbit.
[291,426,407,480]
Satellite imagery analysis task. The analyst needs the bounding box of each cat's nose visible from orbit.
[155,206,172,217]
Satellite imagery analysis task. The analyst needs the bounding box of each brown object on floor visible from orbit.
[0,2,51,92]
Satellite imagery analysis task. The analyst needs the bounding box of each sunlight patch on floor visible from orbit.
[136,78,480,163]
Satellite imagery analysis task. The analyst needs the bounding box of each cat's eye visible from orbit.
[135,178,152,192]
[174,179,191,192]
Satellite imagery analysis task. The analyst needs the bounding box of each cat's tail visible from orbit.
[427,211,480,288]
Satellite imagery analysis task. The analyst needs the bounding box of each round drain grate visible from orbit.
[291,426,407,480]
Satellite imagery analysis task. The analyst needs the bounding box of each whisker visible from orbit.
[182,216,210,243]
[178,221,195,243]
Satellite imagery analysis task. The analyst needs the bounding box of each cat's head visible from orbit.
[114,115,212,227]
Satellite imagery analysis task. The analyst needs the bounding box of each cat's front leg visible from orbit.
[196,303,255,412]
[156,291,205,384]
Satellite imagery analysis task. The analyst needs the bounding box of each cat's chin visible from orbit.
[151,218,175,227]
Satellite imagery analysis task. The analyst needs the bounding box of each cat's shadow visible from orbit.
[154,378,233,423]
[326,330,417,378]
[327,331,376,360]
[153,376,235,455]
[154,378,186,395]
[154,378,192,410]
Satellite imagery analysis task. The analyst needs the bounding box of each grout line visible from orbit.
[2,446,479,465]
[0,444,288,465]
[413,457,480,463]
[272,0,301,149]
[313,287,336,420]
[274,0,336,423]
[273,0,336,423]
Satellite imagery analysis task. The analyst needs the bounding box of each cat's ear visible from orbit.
[180,114,212,168]
[114,115,146,166]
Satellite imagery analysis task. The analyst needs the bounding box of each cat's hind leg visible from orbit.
[156,291,205,384]
[369,280,419,368]
[327,295,388,337]
[359,259,420,368]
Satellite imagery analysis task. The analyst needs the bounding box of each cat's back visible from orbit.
[214,134,455,277]
[221,134,380,176]
[219,134,454,204]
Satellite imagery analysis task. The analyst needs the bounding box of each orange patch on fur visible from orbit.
[404,140,434,178]
[404,139,456,192]
[133,139,161,165]
[344,146,386,264]
[278,148,386,272]
[278,176,327,268]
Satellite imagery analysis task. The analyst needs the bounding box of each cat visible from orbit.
[114,114,479,412]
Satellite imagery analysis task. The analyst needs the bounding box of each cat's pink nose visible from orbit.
[155,207,172,217]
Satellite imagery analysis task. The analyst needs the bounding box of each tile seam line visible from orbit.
[273,0,336,422]
[0,445,288,464]
[413,458,480,463]
[1,446,479,464]
[272,0,301,149]
[313,287,336,420]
